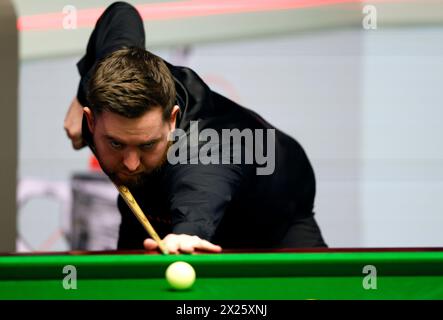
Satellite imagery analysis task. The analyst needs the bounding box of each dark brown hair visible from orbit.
[87,47,176,120]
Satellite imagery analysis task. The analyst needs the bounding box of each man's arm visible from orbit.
[76,1,145,106]
[64,2,145,149]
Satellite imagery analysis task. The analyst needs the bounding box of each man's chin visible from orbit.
[113,173,145,188]
[100,161,166,188]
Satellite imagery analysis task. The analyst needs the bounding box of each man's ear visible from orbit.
[169,105,180,130]
[84,107,95,133]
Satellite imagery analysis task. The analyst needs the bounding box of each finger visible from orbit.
[72,139,86,150]
[163,235,180,254]
[64,128,74,140]
[177,235,202,253]
[178,241,196,254]
[178,236,222,253]
[197,239,222,252]
[143,238,158,251]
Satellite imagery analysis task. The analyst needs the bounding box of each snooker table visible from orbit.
[0,248,442,300]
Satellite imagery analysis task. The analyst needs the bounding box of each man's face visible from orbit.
[86,107,178,187]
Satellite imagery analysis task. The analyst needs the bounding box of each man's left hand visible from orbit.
[143,234,222,254]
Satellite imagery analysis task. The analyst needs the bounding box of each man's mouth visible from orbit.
[120,172,141,177]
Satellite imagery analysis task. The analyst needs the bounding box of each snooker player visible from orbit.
[64,2,327,253]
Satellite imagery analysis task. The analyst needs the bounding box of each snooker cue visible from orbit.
[115,185,169,255]
[85,137,168,254]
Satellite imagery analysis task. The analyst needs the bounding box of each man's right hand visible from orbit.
[64,97,86,150]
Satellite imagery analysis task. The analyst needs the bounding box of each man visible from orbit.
[64,2,326,253]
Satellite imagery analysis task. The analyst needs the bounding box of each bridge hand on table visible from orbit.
[143,234,222,254]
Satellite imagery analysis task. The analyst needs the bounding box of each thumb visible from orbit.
[143,238,158,251]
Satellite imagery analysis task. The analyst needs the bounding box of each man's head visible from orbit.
[84,47,180,187]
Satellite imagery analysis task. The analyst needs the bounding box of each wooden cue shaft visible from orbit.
[115,185,169,255]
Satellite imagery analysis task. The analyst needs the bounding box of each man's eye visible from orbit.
[110,141,122,149]
[141,142,154,150]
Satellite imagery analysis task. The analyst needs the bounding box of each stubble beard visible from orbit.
[97,140,172,189]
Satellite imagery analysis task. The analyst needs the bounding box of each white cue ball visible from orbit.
[165,261,196,290]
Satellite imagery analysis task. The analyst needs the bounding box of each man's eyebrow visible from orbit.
[104,135,160,145]
[138,138,161,146]
[104,134,125,143]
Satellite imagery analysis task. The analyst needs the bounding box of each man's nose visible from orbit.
[123,150,140,172]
